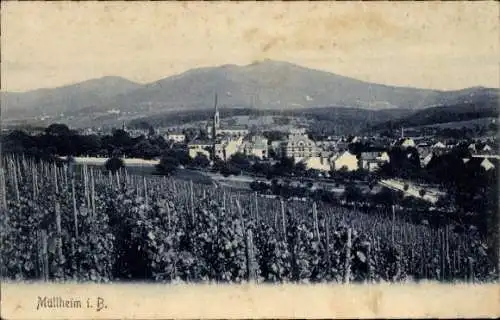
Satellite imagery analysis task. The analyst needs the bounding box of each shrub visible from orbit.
[105,157,124,173]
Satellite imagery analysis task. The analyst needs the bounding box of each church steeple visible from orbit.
[212,93,219,140]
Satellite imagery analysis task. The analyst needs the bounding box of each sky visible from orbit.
[1,1,499,92]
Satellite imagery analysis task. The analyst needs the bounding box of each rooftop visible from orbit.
[188,139,212,146]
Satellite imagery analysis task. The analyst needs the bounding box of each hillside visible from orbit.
[371,92,499,131]
[2,60,498,122]
[128,106,414,136]
[107,60,441,113]
[2,76,142,117]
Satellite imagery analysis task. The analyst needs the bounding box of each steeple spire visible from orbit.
[212,92,220,140]
[214,92,218,113]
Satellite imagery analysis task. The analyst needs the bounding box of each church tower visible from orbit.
[212,93,220,140]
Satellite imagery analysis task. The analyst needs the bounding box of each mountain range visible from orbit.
[2,60,498,122]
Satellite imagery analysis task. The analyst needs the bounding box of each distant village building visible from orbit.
[332,151,358,172]
[468,143,477,152]
[468,155,499,171]
[432,141,446,149]
[359,151,390,172]
[165,131,186,143]
[128,129,149,138]
[482,144,493,153]
[422,153,434,168]
[215,126,250,137]
[280,129,320,161]
[240,135,268,159]
[214,136,244,161]
[300,153,332,172]
[480,158,495,171]
[187,140,212,159]
[334,138,349,152]
[400,138,416,148]
[350,136,361,144]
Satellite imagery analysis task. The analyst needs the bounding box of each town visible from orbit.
[3,93,498,211]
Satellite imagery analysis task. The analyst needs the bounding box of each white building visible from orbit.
[280,130,320,161]
[165,132,186,143]
[214,136,245,161]
[301,154,333,172]
[187,140,212,159]
[332,151,359,171]
[359,151,390,172]
[481,158,495,171]
[240,135,268,159]
[422,153,434,167]
[401,138,416,148]
[432,141,446,149]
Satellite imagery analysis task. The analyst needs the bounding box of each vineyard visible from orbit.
[0,155,497,283]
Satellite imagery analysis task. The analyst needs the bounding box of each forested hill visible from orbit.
[371,92,499,131]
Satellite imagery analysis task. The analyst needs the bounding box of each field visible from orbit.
[0,155,497,283]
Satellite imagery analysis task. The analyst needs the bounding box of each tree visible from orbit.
[110,129,133,151]
[105,157,124,173]
[131,140,161,159]
[250,181,270,192]
[192,153,210,168]
[163,148,191,166]
[229,152,251,171]
[294,162,307,176]
[155,156,179,176]
[45,123,71,137]
[251,161,272,177]
[344,183,363,203]
[419,189,426,197]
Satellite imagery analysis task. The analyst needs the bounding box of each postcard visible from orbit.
[1,1,499,319]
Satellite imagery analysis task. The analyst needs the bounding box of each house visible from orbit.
[165,132,186,143]
[482,144,493,152]
[359,151,390,172]
[127,129,149,138]
[241,135,268,159]
[187,140,212,159]
[422,153,434,167]
[214,136,244,161]
[432,141,446,149]
[350,136,361,144]
[300,152,333,172]
[332,151,358,171]
[480,158,495,171]
[218,126,250,137]
[289,128,307,135]
[315,140,337,150]
[282,131,320,162]
[401,138,416,148]
[445,141,458,149]
[416,142,429,157]
[334,139,349,152]
[392,137,416,149]
[208,124,249,138]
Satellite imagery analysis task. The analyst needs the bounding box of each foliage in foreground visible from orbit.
[0,156,497,283]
